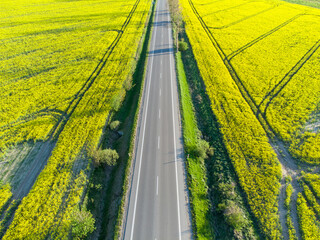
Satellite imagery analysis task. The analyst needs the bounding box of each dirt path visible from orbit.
[0,141,55,237]
[271,140,302,240]
[278,178,289,240]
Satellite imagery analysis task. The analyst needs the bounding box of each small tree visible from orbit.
[193,139,214,159]
[178,40,188,51]
[110,120,120,131]
[218,200,247,231]
[90,148,119,167]
[70,207,95,240]
[224,204,247,231]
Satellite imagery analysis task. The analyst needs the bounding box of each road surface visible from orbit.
[123,0,193,239]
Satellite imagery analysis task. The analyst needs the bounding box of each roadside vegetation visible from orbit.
[176,34,260,240]
[176,51,213,239]
[0,0,152,238]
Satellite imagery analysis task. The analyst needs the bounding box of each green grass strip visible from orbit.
[176,51,214,239]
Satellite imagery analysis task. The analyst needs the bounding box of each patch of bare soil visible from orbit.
[303,111,320,134]
[272,108,320,239]
[278,178,289,240]
[13,141,55,199]
[0,141,56,200]
[0,141,55,236]
[0,143,33,183]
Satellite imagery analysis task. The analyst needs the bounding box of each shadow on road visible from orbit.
[148,47,174,56]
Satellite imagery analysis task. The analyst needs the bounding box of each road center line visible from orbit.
[156,176,159,196]
[129,7,159,240]
[162,28,164,41]
[168,17,182,240]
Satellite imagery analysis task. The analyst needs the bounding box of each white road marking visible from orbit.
[156,176,159,196]
[168,20,182,240]
[129,7,159,240]
[159,109,161,119]
[158,136,160,149]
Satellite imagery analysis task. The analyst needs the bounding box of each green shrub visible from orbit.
[219,200,247,231]
[122,76,133,91]
[218,182,236,200]
[178,41,188,51]
[111,89,126,112]
[90,148,119,167]
[193,139,214,159]
[110,120,120,131]
[70,207,95,240]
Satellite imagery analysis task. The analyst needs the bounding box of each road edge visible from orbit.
[115,2,156,239]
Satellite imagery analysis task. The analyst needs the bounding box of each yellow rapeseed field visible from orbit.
[0,0,151,238]
[180,0,320,238]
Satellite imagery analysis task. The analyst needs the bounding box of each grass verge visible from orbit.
[176,51,213,239]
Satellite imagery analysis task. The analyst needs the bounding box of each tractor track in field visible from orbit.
[1,0,142,142]
[227,13,303,60]
[261,39,320,116]
[195,0,222,6]
[47,0,142,141]
[186,0,319,239]
[202,1,255,17]
[187,0,274,136]
[209,4,278,30]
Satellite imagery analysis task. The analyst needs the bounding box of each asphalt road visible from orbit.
[123,0,192,239]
